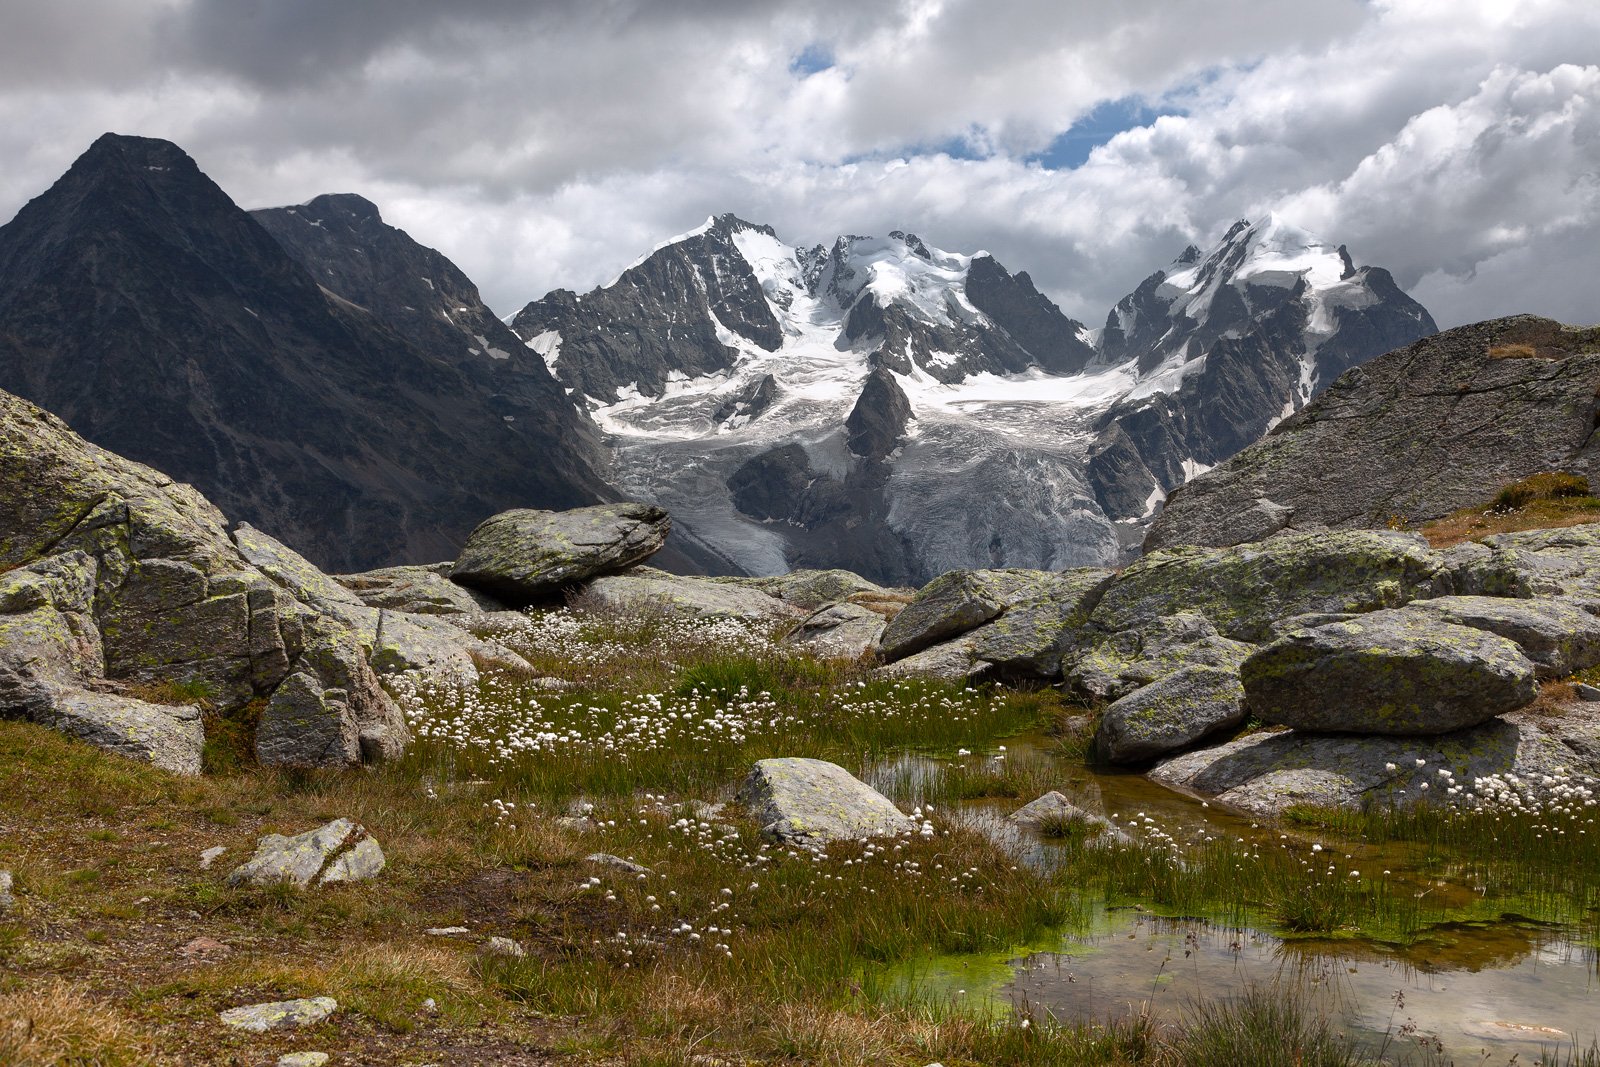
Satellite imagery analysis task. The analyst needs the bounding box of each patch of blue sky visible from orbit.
[1028,96,1186,170]
[790,43,834,76]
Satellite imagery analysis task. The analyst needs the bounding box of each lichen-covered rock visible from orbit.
[1149,706,1600,816]
[737,757,917,847]
[718,569,890,609]
[1091,529,1444,642]
[227,818,384,887]
[880,568,1108,664]
[878,634,990,682]
[1400,595,1600,679]
[449,503,670,605]
[1068,613,1255,700]
[581,568,798,622]
[255,621,407,768]
[335,564,504,615]
[218,996,337,1033]
[33,691,204,774]
[1241,610,1539,735]
[964,569,1114,679]
[784,602,885,660]
[0,389,442,772]
[1096,665,1247,764]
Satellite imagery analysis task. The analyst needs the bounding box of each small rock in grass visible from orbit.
[1576,682,1600,702]
[480,936,526,958]
[585,853,651,875]
[177,936,230,960]
[0,870,13,914]
[738,757,918,847]
[277,1054,331,1067]
[227,819,384,887]
[218,996,337,1033]
[199,845,226,869]
[424,926,471,937]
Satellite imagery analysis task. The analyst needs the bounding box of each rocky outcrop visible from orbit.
[449,503,671,605]
[1400,595,1600,680]
[737,758,918,847]
[1147,316,1600,551]
[1241,611,1539,735]
[0,385,551,772]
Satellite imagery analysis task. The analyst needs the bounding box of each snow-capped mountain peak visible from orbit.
[506,214,1433,584]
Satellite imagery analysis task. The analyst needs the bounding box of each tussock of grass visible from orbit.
[0,982,154,1067]
[1169,985,1360,1067]
[1419,471,1600,547]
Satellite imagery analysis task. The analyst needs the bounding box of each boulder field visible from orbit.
[8,377,1600,815]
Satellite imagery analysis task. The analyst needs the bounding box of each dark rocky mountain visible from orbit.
[507,213,1436,583]
[0,133,615,571]
[1145,315,1600,551]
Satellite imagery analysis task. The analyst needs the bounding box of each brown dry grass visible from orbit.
[1487,342,1543,359]
[1418,471,1600,548]
[0,982,156,1067]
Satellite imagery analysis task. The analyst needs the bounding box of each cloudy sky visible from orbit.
[2,0,1595,328]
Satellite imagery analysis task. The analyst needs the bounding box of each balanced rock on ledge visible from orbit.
[449,503,671,605]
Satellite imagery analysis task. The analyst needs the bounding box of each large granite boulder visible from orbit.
[1149,706,1600,817]
[879,568,1110,668]
[448,503,670,605]
[737,758,918,847]
[1091,529,1444,642]
[1241,610,1539,735]
[1096,665,1248,765]
[580,568,798,622]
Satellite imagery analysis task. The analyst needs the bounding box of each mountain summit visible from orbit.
[0,134,614,570]
[509,214,1435,583]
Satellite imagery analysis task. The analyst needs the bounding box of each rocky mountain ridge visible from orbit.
[0,134,615,573]
[512,213,1436,583]
[1147,315,1600,551]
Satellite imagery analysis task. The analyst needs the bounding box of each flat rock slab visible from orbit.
[1097,664,1247,764]
[1242,609,1538,735]
[335,564,504,615]
[218,996,337,1033]
[878,634,990,682]
[32,690,204,775]
[278,1054,330,1067]
[737,757,917,847]
[581,569,798,622]
[1148,706,1600,817]
[228,818,385,887]
[450,503,670,605]
[719,569,889,609]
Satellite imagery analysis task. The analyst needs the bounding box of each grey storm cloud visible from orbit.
[0,0,1596,329]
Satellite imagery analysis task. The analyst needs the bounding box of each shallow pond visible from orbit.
[873,742,1600,1063]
